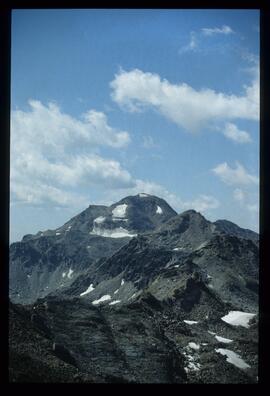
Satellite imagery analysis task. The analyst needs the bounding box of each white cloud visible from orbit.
[222,122,252,144]
[11,181,89,208]
[246,203,259,213]
[10,99,220,218]
[178,31,197,54]
[182,195,220,212]
[110,68,259,132]
[11,100,134,207]
[212,162,259,186]
[233,188,259,215]
[105,178,219,216]
[233,188,246,202]
[12,100,130,152]
[202,25,234,36]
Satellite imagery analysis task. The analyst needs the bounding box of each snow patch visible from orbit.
[90,226,137,238]
[67,268,74,279]
[92,295,111,305]
[188,342,200,350]
[184,362,201,372]
[184,320,198,325]
[139,193,149,197]
[128,293,137,300]
[62,272,66,278]
[208,331,216,335]
[112,218,128,222]
[109,300,121,305]
[156,205,163,214]
[94,216,106,224]
[215,348,251,369]
[112,204,128,218]
[80,283,95,296]
[121,279,125,286]
[221,311,256,328]
[56,232,61,236]
[114,289,119,294]
[173,247,184,251]
[215,335,233,344]
[27,274,31,278]
[174,265,179,268]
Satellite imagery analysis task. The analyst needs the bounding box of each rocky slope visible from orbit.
[9,194,176,304]
[9,194,259,383]
[56,210,258,312]
[9,289,258,383]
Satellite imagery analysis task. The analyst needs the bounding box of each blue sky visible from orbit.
[10,9,259,242]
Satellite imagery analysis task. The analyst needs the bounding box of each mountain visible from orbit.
[9,194,259,383]
[55,209,258,312]
[213,219,259,242]
[9,194,177,304]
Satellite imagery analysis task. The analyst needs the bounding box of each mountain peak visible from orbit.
[180,209,200,216]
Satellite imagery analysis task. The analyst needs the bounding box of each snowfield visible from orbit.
[184,320,198,325]
[215,348,251,369]
[90,226,137,238]
[215,335,233,344]
[109,300,121,305]
[188,342,200,350]
[92,295,111,305]
[67,268,74,279]
[112,204,128,218]
[156,205,163,214]
[94,216,106,224]
[80,283,95,296]
[221,311,256,328]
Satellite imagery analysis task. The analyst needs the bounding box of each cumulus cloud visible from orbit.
[212,162,259,186]
[12,100,130,152]
[222,122,252,144]
[11,100,134,207]
[110,68,259,132]
[201,25,234,36]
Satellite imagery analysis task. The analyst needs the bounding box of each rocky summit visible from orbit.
[9,194,259,383]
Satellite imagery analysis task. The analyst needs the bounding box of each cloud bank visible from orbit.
[11,100,134,207]
[110,68,259,132]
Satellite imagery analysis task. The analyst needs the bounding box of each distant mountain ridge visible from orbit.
[10,194,258,309]
[9,194,177,303]
[9,194,259,383]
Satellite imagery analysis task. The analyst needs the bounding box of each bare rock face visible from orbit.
[9,194,258,383]
[9,194,177,304]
